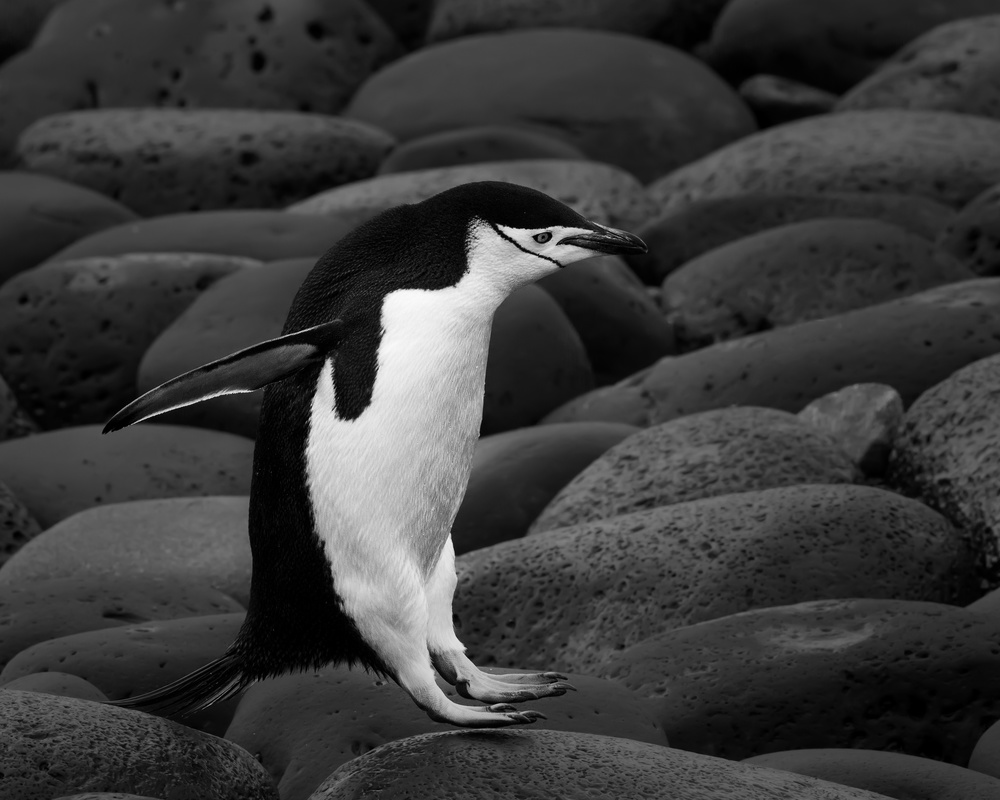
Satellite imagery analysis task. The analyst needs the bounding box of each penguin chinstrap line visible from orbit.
[102,181,648,728]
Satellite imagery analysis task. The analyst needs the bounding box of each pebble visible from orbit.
[226,665,666,800]
[530,407,857,534]
[0,497,252,606]
[936,182,1000,276]
[456,484,974,674]
[631,191,956,284]
[838,16,1000,118]
[745,748,1000,800]
[0,171,136,285]
[2,671,107,703]
[15,109,395,215]
[311,728,892,800]
[344,29,755,182]
[453,422,637,554]
[738,74,837,127]
[602,598,1000,763]
[0,372,37,441]
[0,253,258,429]
[288,159,654,231]
[0,424,253,528]
[0,478,41,568]
[661,218,971,350]
[0,689,276,799]
[647,111,1000,216]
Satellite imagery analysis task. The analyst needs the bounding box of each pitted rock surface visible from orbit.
[345,29,754,182]
[3,672,108,703]
[0,171,136,285]
[0,253,257,428]
[0,0,400,164]
[0,478,41,568]
[288,159,653,230]
[453,422,637,554]
[531,407,857,534]
[0,575,242,669]
[226,666,666,800]
[457,484,975,674]
[838,16,1000,118]
[15,109,395,215]
[376,125,586,175]
[0,497,252,606]
[0,372,37,441]
[937,182,1000,275]
[602,599,1000,763]
[739,75,837,128]
[889,351,1000,585]
[0,424,253,528]
[310,729,893,800]
[0,689,276,799]
[661,218,970,350]
[647,111,1000,216]
[631,192,955,284]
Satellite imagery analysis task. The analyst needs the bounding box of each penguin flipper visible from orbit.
[103,318,346,433]
[108,652,248,716]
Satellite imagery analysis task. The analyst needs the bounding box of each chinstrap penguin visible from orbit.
[103,181,648,727]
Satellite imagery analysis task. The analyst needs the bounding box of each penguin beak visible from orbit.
[560,225,648,256]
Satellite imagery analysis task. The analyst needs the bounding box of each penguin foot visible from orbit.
[455,674,575,704]
[425,701,547,727]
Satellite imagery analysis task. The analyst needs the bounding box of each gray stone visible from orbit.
[0,478,41,569]
[937,182,1000,275]
[739,74,837,127]
[3,672,107,702]
[0,371,38,441]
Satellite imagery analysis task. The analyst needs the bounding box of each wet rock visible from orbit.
[345,29,754,182]
[457,484,974,674]
[739,74,837,128]
[531,407,857,534]
[0,424,253,528]
[648,111,1000,216]
[0,689,276,798]
[15,109,394,215]
[603,598,1000,763]
[0,497,252,606]
[661,218,970,350]
[937,182,1000,276]
[0,479,42,569]
[0,372,37,441]
[2,671,107,702]
[0,253,256,428]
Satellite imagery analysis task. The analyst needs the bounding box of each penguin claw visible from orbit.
[511,710,546,724]
[487,703,517,713]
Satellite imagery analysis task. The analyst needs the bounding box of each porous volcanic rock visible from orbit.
[0,373,37,441]
[937,182,1000,275]
[0,478,41,568]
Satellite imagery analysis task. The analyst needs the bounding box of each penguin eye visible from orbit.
[532,232,552,244]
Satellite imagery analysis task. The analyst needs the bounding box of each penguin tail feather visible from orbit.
[108,653,249,717]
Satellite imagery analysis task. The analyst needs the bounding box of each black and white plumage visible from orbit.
[103,181,647,727]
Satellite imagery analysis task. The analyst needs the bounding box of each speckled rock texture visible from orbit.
[0,424,253,528]
[0,479,41,568]
[453,422,637,554]
[889,351,1000,585]
[970,719,1000,778]
[345,30,755,183]
[15,109,395,215]
[48,211,352,264]
[647,111,1000,217]
[550,279,1000,428]
[603,599,1000,763]
[226,666,666,800]
[3,672,108,702]
[457,484,975,674]
[0,373,37,441]
[661,218,970,350]
[376,125,586,175]
[798,384,904,477]
[52,795,161,800]
[0,575,242,669]
[705,0,1000,92]
[0,689,276,799]
[0,497,252,606]
[0,0,401,164]
[631,192,955,284]
[937,182,1000,276]
[0,253,257,429]
[739,74,837,128]
[745,748,1000,800]
[310,729,893,800]
[531,407,857,534]
[288,159,654,230]
[838,16,1000,118]
[0,171,137,286]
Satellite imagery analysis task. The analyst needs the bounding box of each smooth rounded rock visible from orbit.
[603,599,1000,763]
[970,719,1000,778]
[0,689,276,799]
[16,109,395,215]
[531,407,857,534]
[648,111,1000,216]
[0,478,41,568]
[2,671,108,702]
[661,218,971,350]
[0,497,252,605]
[457,484,975,674]
[739,74,837,128]
[227,665,666,800]
[0,253,257,428]
[631,192,956,284]
[0,424,253,528]
[453,422,637,554]
[0,171,137,286]
[345,30,755,182]
[364,0,434,49]
[0,373,37,441]
[0,0,62,62]
[937,182,1000,276]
